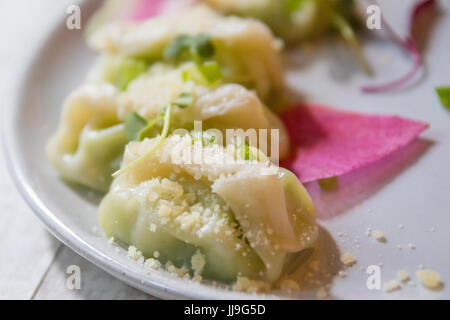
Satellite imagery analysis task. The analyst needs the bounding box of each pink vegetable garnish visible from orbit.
[127,0,166,21]
[361,0,436,93]
[126,0,197,21]
[280,104,428,183]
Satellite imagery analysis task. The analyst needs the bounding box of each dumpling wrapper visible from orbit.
[99,135,317,282]
[88,4,284,101]
[119,66,290,159]
[107,0,337,45]
[46,83,128,191]
[47,66,289,192]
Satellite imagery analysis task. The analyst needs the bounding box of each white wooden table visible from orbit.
[0,0,153,300]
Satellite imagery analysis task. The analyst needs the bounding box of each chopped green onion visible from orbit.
[318,176,339,191]
[198,61,222,85]
[105,57,148,91]
[172,92,194,108]
[182,66,203,84]
[182,62,223,86]
[112,104,172,177]
[436,87,450,109]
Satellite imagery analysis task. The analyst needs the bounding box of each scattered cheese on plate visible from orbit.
[371,230,386,242]
[340,252,357,266]
[397,270,410,282]
[383,280,401,292]
[416,269,441,289]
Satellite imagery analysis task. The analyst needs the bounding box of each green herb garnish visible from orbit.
[331,11,372,76]
[115,91,195,176]
[124,112,149,141]
[285,0,308,13]
[239,140,256,161]
[318,176,339,191]
[163,35,192,60]
[124,112,164,142]
[172,92,194,108]
[436,87,450,109]
[124,93,193,141]
[112,104,172,177]
[193,34,215,58]
[163,33,215,61]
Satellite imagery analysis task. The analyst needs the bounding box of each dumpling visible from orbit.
[204,0,354,44]
[119,65,290,159]
[46,83,128,192]
[98,134,317,282]
[47,65,289,192]
[88,4,284,102]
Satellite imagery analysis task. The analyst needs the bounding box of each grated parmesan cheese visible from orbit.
[232,276,271,293]
[278,278,300,292]
[416,269,441,289]
[371,230,386,242]
[397,270,410,282]
[383,279,400,292]
[191,250,206,276]
[340,252,357,266]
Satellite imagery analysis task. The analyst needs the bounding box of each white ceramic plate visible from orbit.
[3,0,450,299]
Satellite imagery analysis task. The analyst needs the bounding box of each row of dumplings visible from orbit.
[47,5,318,283]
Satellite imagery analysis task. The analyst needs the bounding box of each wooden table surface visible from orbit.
[0,0,153,300]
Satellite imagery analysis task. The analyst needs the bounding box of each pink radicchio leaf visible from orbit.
[126,0,198,21]
[361,0,436,93]
[126,0,166,21]
[280,104,428,183]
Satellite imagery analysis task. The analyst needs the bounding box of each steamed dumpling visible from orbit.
[46,83,128,192]
[119,65,290,159]
[88,4,284,101]
[204,0,352,44]
[47,65,289,192]
[98,134,317,282]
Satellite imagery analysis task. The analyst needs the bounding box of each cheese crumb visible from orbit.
[127,246,144,264]
[158,204,172,217]
[144,258,162,270]
[232,277,271,293]
[383,280,401,292]
[279,279,300,292]
[372,230,386,242]
[416,269,441,289]
[340,253,357,266]
[191,250,206,276]
[397,270,410,282]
